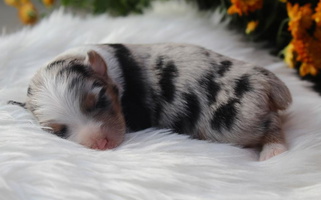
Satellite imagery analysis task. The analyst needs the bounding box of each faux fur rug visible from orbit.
[1,2,321,200]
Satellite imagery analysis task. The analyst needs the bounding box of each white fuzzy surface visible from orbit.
[1,2,321,200]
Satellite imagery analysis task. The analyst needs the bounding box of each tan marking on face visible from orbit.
[83,93,97,112]
[106,84,122,113]
[95,82,125,137]
[94,83,126,134]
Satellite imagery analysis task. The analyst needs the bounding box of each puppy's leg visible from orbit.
[259,113,287,161]
[260,141,287,161]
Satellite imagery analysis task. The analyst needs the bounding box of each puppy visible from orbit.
[20,43,292,160]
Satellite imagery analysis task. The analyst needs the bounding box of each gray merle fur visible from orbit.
[24,43,292,157]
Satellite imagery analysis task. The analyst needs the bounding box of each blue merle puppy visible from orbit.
[23,43,292,161]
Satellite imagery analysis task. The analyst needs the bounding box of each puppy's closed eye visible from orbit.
[48,123,68,138]
[96,88,110,109]
[83,88,110,113]
[92,80,104,88]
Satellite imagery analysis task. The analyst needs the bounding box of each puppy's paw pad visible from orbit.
[259,143,287,161]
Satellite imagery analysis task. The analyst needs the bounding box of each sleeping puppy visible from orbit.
[17,43,292,160]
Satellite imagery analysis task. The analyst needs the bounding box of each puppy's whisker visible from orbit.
[8,100,26,108]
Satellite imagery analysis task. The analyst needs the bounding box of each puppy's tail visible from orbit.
[256,68,291,161]
[262,68,292,111]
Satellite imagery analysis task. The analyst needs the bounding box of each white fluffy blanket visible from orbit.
[1,2,321,199]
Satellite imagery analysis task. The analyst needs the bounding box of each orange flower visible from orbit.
[285,2,321,76]
[300,63,318,76]
[284,43,295,68]
[18,2,38,25]
[287,3,313,38]
[312,0,321,26]
[227,0,263,16]
[42,0,55,7]
[4,0,29,7]
[245,20,258,34]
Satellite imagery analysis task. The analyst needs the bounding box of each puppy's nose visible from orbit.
[93,139,109,150]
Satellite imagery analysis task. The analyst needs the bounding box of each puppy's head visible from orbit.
[25,48,126,150]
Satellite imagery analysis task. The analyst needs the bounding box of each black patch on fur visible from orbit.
[155,56,164,71]
[172,92,201,134]
[47,60,65,70]
[58,64,92,79]
[217,60,232,76]
[172,117,184,134]
[27,87,32,96]
[153,103,162,125]
[159,61,178,103]
[199,71,221,105]
[153,56,175,122]
[69,64,92,77]
[109,44,152,131]
[211,99,239,131]
[235,75,252,98]
[68,76,84,92]
[151,92,163,126]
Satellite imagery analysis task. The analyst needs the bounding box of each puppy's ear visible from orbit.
[87,50,107,77]
[8,100,26,108]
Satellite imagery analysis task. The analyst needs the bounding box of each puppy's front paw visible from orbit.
[259,143,287,161]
